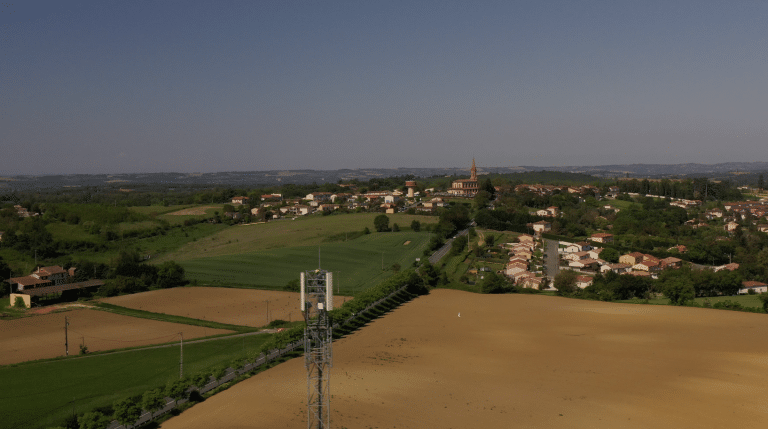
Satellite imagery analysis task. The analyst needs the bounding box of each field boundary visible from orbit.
[91,302,258,332]
[103,284,419,429]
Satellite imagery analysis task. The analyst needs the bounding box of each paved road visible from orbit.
[429,227,470,265]
[544,238,560,280]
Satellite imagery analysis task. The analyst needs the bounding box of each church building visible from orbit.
[448,158,479,197]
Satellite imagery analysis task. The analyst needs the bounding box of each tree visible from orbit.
[419,261,439,287]
[142,388,166,414]
[363,227,370,234]
[283,278,299,292]
[758,173,765,191]
[664,277,695,305]
[374,214,390,232]
[410,220,421,232]
[113,397,141,427]
[473,190,490,210]
[165,379,189,401]
[79,344,89,355]
[600,247,619,263]
[14,296,26,308]
[480,271,506,294]
[392,223,400,232]
[77,411,111,429]
[450,235,468,256]
[391,262,401,273]
[553,270,578,296]
[759,292,768,313]
[157,261,186,289]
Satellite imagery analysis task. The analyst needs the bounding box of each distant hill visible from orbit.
[2,162,767,190]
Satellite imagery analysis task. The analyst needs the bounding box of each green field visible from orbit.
[127,204,198,216]
[157,212,437,262]
[0,334,272,429]
[65,223,229,264]
[617,294,765,308]
[46,223,101,243]
[180,231,430,294]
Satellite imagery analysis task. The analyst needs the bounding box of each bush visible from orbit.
[760,292,768,313]
[13,296,26,309]
[410,220,421,232]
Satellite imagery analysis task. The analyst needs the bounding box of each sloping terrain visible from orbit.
[161,289,768,429]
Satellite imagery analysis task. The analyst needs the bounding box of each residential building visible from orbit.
[739,281,768,294]
[231,196,250,205]
[590,233,613,243]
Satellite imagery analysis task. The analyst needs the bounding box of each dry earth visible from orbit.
[101,287,351,327]
[161,289,768,429]
[0,308,232,365]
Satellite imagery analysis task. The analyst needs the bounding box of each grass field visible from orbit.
[127,205,198,216]
[157,213,438,262]
[179,231,430,294]
[46,222,101,243]
[65,223,229,264]
[619,294,765,308]
[0,333,272,429]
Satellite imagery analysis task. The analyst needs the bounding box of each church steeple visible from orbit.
[470,158,477,180]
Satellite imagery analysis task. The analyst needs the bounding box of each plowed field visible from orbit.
[101,287,350,327]
[160,289,768,429]
[0,309,232,365]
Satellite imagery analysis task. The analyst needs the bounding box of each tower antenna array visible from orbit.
[301,269,333,429]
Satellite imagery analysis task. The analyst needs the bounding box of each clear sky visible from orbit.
[1,0,767,175]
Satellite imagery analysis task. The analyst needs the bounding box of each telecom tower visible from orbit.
[301,269,333,429]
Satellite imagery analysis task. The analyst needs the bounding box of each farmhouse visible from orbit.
[231,196,250,205]
[5,266,103,308]
[739,281,768,295]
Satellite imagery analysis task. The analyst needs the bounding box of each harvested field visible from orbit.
[101,287,351,327]
[0,308,232,365]
[161,289,768,429]
[165,206,219,215]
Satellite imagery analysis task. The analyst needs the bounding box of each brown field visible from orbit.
[0,309,232,365]
[161,289,768,429]
[165,206,219,215]
[101,287,351,327]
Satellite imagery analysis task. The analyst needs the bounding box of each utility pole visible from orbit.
[179,332,183,379]
[265,300,270,324]
[65,316,69,356]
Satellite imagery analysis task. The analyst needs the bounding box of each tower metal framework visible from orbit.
[301,269,333,429]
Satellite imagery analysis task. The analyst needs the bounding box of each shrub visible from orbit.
[13,296,26,309]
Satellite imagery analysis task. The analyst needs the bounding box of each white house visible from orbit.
[739,281,768,295]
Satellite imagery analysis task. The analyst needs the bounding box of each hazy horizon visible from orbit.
[3,1,767,175]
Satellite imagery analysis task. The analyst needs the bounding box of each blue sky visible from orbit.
[1,0,767,174]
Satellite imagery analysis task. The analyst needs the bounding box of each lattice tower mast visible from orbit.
[301,269,333,429]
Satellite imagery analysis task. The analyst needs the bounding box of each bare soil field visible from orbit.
[161,289,768,429]
[101,287,351,327]
[0,308,232,365]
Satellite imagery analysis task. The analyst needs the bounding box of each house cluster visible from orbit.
[502,234,544,289]
[514,184,601,198]
[687,201,768,234]
[12,205,37,218]
[558,243,684,287]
